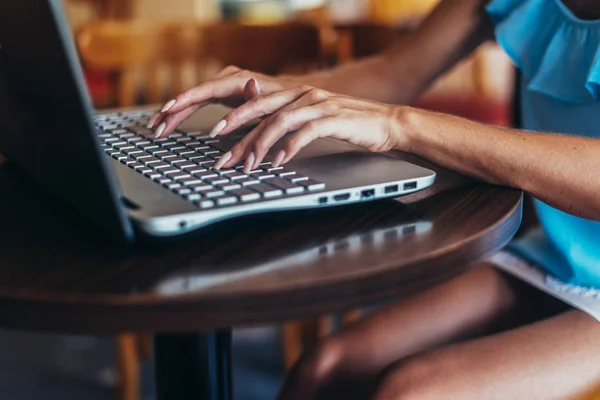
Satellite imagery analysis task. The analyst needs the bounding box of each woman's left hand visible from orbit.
[211,85,404,172]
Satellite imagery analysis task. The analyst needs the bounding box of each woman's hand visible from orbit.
[148,66,301,138]
[209,85,403,172]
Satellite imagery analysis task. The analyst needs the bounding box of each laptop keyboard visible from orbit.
[94,111,325,209]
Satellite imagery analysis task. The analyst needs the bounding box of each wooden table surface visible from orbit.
[0,153,522,334]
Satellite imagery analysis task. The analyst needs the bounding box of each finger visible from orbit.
[160,74,257,115]
[214,124,265,170]
[219,104,329,169]
[153,103,204,138]
[213,85,316,138]
[244,78,261,101]
[248,105,331,168]
[279,117,349,164]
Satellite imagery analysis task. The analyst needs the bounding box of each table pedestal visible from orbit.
[155,331,233,400]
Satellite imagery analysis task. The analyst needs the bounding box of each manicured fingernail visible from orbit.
[161,99,176,113]
[214,151,232,170]
[147,114,158,129]
[155,122,166,138]
[209,120,227,138]
[272,150,286,167]
[244,152,255,173]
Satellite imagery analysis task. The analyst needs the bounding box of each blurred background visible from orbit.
[65,0,514,124]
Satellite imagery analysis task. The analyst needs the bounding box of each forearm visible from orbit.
[397,108,600,220]
[303,0,494,104]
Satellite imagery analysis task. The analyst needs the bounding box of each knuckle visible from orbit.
[224,65,240,73]
[274,110,291,125]
[253,138,270,154]
[296,340,343,384]
[309,88,328,101]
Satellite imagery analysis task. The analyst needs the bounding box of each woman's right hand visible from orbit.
[148,65,301,138]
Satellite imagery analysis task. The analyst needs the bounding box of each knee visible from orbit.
[372,356,448,400]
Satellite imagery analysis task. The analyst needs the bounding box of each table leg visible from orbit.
[154,330,233,400]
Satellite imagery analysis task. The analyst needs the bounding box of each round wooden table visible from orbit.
[0,157,522,400]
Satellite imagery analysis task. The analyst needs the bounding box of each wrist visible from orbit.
[390,106,420,153]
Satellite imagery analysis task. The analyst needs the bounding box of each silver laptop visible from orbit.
[0,0,435,241]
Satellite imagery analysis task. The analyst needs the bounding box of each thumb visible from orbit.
[244,78,261,101]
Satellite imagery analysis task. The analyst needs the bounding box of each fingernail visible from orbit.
[209,120,227,138]
[155,122,166,138]
[244,152,255,173]
[214,151,232,170]
[161,99,176,113]
[147,114,158,129]
[272,150,286,167]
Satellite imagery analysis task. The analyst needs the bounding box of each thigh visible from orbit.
[278,265,550,400]
[374,310,600,400]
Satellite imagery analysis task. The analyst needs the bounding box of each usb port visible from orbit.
[384,184,398,194]
[403,181,417,190]
[318,196,328,204]
[334,193,350,202]
[361,189,375,199]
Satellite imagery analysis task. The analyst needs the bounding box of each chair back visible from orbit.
[77,21,205,107]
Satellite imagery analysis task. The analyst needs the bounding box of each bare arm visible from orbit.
[305,0,494,104]
[398,108,600,220]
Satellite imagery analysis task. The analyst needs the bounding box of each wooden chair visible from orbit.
[77,20,326,399]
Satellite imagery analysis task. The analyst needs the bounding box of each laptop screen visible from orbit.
[0,0,133,240]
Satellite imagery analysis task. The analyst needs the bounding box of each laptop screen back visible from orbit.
[0,0,133,240]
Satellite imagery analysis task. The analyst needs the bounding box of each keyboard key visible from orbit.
[172,174,191,181]
[299,179,326,191]
[290,175,309,183]
[162,168,181,175]
[262,165,284,172]
[157,177,172,185]
[114,144,135,151]
[189,183,213,192]
[158,152,177,159]
[144,171,161,180]
[196,199,215,209]
[182,166,206,175]
[193,171,218,179]
[176,137,193,143]
[204,177,229,185]
[141,156,161,164]
[151,162,171,170]
[167,157,188,165]
[139,167,153,174]
[133,153,152,161]
[185,193,202,202]
[174,148,194,156]
[238,178,260,186]
[130,163,145,170]
[251,183,283,198]
[164,182,181,190]
[276,170,296,177]
[228,172,248,181]
[163,145,186,151]
[121,158,137,166]
[229,188,261,202]
[215,196,238,206]
[150,149,168,156]
[203,190,225,198]
[217,183,241,191]
[216,169,236,175]
[158,141,177,147]
[186,143,210,151]
[253,172,275,180]
[129,126,154,137]
[123,149,143,157]
[179,178,203,186]
[177,163,196,169]
[268,177,305,195]
[112,153,128,161]
[140,144,159,152]
[176,188,192,196]
[187,155,207,162]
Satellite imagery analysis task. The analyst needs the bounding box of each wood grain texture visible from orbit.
[0,158,521,334]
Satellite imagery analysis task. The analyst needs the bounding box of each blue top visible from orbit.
[486,0,600,287]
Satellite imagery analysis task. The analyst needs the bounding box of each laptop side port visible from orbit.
[384,184,399,194]
[361,189,375,199]
[318,196,328,204]
[333,193,350,202]
[403,181,417,190]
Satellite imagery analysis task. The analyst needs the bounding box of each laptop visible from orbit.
[0,0,435,241]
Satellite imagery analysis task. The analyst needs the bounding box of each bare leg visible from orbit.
[278,265,563,400]
[373,310,600,400]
